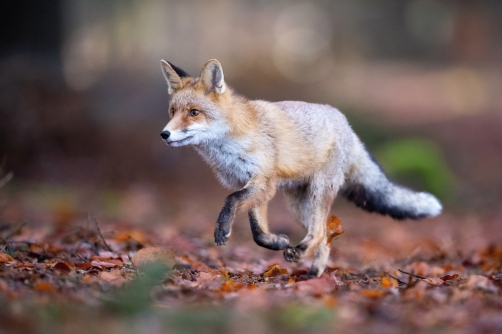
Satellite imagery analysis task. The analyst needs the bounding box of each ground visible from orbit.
[1,184,501,334]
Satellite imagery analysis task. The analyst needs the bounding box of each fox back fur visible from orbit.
[160,59,442,277]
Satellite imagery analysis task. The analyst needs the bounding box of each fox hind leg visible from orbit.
[309,240,330,277]
[283,182,335,276]
[249,204,289,250]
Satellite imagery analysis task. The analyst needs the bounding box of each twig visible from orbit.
[91,214,112,252]
[398,269,426,280]
[388,273,407,286]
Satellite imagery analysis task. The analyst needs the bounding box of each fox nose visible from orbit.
[160,131,171,140]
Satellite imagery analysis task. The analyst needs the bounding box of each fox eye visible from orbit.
[188,109,200,117]
[170,107,174,114]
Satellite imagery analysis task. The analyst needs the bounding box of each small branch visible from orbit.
[388,273,407,286]
[398,269,426,280]
[88,213,112,252]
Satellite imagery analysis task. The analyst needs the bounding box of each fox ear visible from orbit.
[160,60,184,94]
[200,59,226,94]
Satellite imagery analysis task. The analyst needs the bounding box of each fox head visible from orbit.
[159,59,231,147]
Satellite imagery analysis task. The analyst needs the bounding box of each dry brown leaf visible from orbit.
[131,247,175,271]
[53,261,72,274]
[263,264,288,278]
[90,260,119,269]
[33,281,57,293]
[100,270,126,285]
[114,230,146,244]
[15,263,35,269]
[81,274,95,283]
[191,261,212,272]
[326,215,345,244]
[440,274,459,281]
[0,252,14,263]
[381,276,398,288]
[75,263,93,270]
[220,280,244,292]
[292,269,309,277]
[423,277,444,286]
[360,289,385,298]
[29,244,45,255]
[89,256,121,263]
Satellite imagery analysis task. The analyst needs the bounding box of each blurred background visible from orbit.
[1,0,502,235]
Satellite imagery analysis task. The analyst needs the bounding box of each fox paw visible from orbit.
[275,234,290,250]
[283,246,301,262]
[214,226,230,246]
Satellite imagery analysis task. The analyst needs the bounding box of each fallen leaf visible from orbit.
[291,269,309,277]
[132,247,175,270]
[263,264,288,278]
[0,252,14,263]
[360,289,385,298]
[53,262,72,274]
[33,281,57,293]
[191,261,212,272]
[89,256,121,263]
[381,276,398,288]
[90,260,119,269]
[220,280,244,292]
[440,274,459,281]
[100,270,126,285]
[81,274,95,283]
[29,244,45,255]
[326,215,345,244]
[423,277,444,286]
[114,230,146,244]
[75,263,93,270]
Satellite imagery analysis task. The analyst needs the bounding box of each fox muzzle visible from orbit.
[160,131,171,139]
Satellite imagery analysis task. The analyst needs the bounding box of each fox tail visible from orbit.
[340,142,442,220]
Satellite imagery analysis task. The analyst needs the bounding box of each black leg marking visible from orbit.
[283,244,308,263]
[214,188,250,246]
[307,267,320,277]
[248,211,289,251]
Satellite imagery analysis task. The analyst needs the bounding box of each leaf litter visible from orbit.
[1,194,502,334]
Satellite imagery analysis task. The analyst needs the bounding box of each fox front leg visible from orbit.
[214,177,277,246]
[214,188,250,245]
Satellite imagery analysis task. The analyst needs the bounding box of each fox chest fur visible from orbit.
[195,137,260,189]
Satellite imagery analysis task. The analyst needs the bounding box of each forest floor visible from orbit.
[1,183,501,334]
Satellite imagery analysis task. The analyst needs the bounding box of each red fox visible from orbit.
[159,59,442,277]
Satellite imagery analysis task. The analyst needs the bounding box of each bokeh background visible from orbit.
[1,0,502,237]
